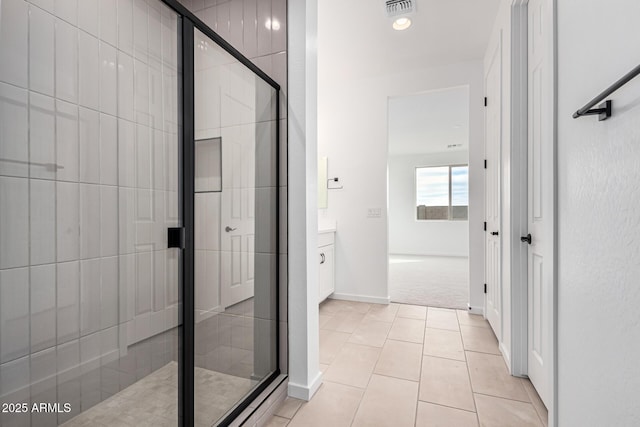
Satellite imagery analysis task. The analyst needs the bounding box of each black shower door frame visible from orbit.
[160,1,282,425]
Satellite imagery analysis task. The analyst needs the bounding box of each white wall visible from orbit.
[557,0,640,425]
[388,151,469,257]
[317,59,485,308]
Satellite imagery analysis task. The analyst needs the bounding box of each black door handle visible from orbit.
[521,234,532,244]
[491,231,499,236]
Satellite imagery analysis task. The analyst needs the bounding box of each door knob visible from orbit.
[225,226,237,232]
[491,231,499,236]
[520,234,532,244]
[320,253,325,264]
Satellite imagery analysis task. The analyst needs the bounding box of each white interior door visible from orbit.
[527,0,553,408]
[484,36,502,339]
[220,122,256,308]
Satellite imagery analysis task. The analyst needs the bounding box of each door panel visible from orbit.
[527,0,553,407]
[485,35,502,339]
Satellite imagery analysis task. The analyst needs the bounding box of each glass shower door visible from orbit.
[192,27,279,426]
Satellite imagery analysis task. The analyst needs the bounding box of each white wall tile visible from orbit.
[79,330,100,364]
[79,184,101,259]
[243,0,258,58]
[55,18,78,103]
[0,177,29,269]
[195,192,221,251]
[79,259,100,336]
[100,185,118,257]
[117,52,135,122]
[100,114,118,185]
[100,257,118,329]
[229,0,244,52]
[199,6,217,32]
[78,0,98,36]
[57,261,80,344]
[100,42,117,116]
[195,249,220,314]
[271,0,286,53]
[30,264,56,352]
[118,0,134,55]
[56,100,79,182]
[0,0,28,88]
[118,187,135,254]
[256,0,272,56]
[56,181,79,262]
[134,59,150,124]
[133,0,148,61]
[0,356,30,396]
[30,179,56,265]
[79,107,100,183]
[29,6,55,96]
[216,1,230,41]
[30,347,56,389]
[118,119,136,187]
[30,0,54,13]
[99,0,117,46]
[56,339,79,377]
[0,268,29,363]
[78,31,100,110]
[54,0,77,25]
[29,92,56,180]
[153,250,166,312]
[0,82,29,178]
[148,2,162,62]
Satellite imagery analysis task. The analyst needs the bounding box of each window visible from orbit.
[416,165,469,220]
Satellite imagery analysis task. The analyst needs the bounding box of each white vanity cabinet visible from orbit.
[318,230,335,302]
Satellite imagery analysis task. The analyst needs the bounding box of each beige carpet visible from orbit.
[389,255,469,309]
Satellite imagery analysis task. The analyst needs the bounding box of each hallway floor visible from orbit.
[269,300,548,427]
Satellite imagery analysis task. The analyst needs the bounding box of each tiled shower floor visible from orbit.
[61,362,254,427]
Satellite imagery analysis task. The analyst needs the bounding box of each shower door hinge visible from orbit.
[484,97,487,107]
[484,222,487,231]
[484,283,487,294]
[484,159,487,169]
[167,227,185,249]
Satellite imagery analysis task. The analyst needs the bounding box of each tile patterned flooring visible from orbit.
[269,300,548,427]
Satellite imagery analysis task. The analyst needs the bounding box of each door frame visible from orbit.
[508,0,557,426]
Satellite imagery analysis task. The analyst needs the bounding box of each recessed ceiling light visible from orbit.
[393,17,412,31]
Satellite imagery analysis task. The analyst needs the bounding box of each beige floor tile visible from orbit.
[264,415,290,426]
[323,343,381,388]
[474,394,543,427]
[419,356,475,412]
[466,352,529,402]
[416,402,479,427]
[397,304,427,320]
[319,314,333,328]
[521,378,548,426]
[388,317,426,343]
[457,310,490,328]
[319,363,330,373]
[352,374,419,427]
[287,382,364,427]
[321,299,371,315]
[348,320,392,348]
[364,303,399,322]
[427,308,460,331]
[460,325,500,355]
[424,328,466,361]
[374,339,423,381]
[274,397,303,419]
[321,312,366,333]
[319,329,351,364]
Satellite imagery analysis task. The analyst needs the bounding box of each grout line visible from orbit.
[415,399,478,414]
[473,391,536,405]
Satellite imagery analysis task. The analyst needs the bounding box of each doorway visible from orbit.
[387,86,471,309]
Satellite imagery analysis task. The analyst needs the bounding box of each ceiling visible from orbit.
[318,0,501,80]
[388,85,469,155]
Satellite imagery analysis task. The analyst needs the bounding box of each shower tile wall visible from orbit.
[181,0,288,375]
[0,0,180,426]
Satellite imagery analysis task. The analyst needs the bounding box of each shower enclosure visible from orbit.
[0,0,282,426]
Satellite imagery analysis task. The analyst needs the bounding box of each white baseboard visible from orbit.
[467,303,484,315]
[288,371,323,401]
[330,293,391,305]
